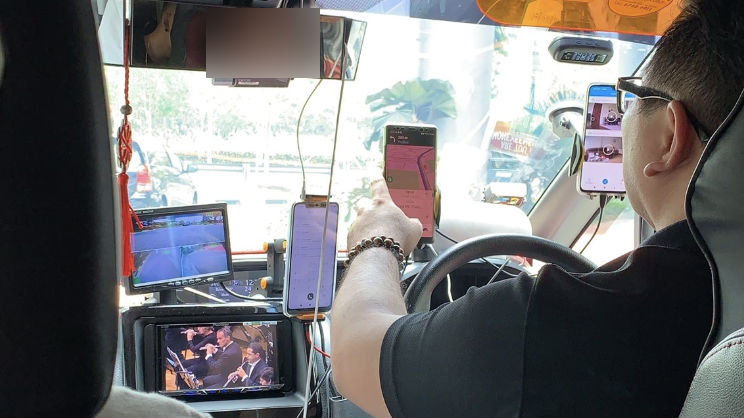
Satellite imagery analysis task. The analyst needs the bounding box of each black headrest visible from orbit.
[686,89,744,354]
[0,2,118,417]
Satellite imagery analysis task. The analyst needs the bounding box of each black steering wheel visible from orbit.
[404,234,598,313]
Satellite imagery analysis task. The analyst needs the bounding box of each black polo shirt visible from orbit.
[380,221,712,418]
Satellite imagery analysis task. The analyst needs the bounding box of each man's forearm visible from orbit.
[337,247,407,317]
[331,247,406,418]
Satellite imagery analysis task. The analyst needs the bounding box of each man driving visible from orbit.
[331,1,743,417]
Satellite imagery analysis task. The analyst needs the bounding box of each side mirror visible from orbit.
[184,164,198,174]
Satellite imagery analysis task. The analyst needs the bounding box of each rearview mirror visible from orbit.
[97,1,366,81]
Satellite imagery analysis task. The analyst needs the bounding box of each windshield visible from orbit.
[104,12,653,252]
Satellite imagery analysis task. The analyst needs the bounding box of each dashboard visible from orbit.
[121,303,308,415]
[116,171,528,417]
[116,256,523,417]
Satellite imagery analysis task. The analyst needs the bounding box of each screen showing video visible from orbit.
[160,322,282,395]
[131,207,230,289]
[581,84,625,193]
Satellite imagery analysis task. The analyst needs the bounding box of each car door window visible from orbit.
[149,149,172,168]
[129,147,144,169]
[571,199,635,266]
[168,151,183,172]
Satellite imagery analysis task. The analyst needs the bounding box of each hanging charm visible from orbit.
[117,18,142,276]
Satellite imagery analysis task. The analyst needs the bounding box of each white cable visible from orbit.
[445,274,454,302]
[428,244,453,302]
[295,366,333,418]
[296,79,323,200]
[302,78,346,418]
[182,286,226,304]
[487,261,509,285]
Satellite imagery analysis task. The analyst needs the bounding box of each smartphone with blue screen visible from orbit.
[283,201,339,316]
[579,83,627,195]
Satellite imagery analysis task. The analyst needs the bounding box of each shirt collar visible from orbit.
[641,220,702,254]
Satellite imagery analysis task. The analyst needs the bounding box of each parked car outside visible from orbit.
[122,140,199,209]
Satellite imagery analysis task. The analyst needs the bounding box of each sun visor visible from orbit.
[476,0,684,36]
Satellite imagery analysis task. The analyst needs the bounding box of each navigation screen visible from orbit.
[131,207,230,289]
[385,126,436,239]
[286,202,339,312]
[159,321,283,395]
[581,84,626,194]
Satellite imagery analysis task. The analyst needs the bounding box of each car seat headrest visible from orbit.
[0,2,119,416]
[686,88,744,353]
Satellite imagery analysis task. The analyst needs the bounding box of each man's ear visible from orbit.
[643,101,698,177]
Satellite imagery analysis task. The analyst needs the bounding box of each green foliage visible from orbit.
[364,78,457,149]
[511,85,584,212]
[342,177,373,222]
[215,113,255,139]
[127,69,200,137]
[533,87,583,116]
[493,27,509,56]
[300,109,336,136]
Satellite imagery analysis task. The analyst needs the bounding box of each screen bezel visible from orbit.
[143,315,294,399]
[383,124,437,244]
[283,201,340,316]
[127,203,234,295]
[579,83,627,196]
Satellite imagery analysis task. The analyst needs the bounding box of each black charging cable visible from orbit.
[220,281,282,302]
[579,194,610,254]
[435,229,519,279]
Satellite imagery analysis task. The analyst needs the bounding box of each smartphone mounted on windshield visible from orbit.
[384,124,437,245]
[579,83,627,196]
[283,200,339,317]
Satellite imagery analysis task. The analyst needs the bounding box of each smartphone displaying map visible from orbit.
[384,124,437,245]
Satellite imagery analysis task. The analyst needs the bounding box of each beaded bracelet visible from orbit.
[344,236,407,272]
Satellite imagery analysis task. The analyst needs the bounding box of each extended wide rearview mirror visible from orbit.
[97,1,366,82]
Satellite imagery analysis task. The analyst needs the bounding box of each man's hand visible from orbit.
[203,344,217,356]
[184,329,196,341]
[349,178,423,256]
[236,366,247,379]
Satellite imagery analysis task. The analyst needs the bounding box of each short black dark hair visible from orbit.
[259,367,274,385]
[645,0,744,134]
[249,342,265,359]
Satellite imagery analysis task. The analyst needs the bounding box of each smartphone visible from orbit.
[579,83,626,195]
[384,124,437,245]
[283,201,339,316]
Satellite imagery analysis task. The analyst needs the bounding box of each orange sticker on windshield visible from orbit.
[523,0,562,27]
[609,0,674,17]
[477,0,682,35]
